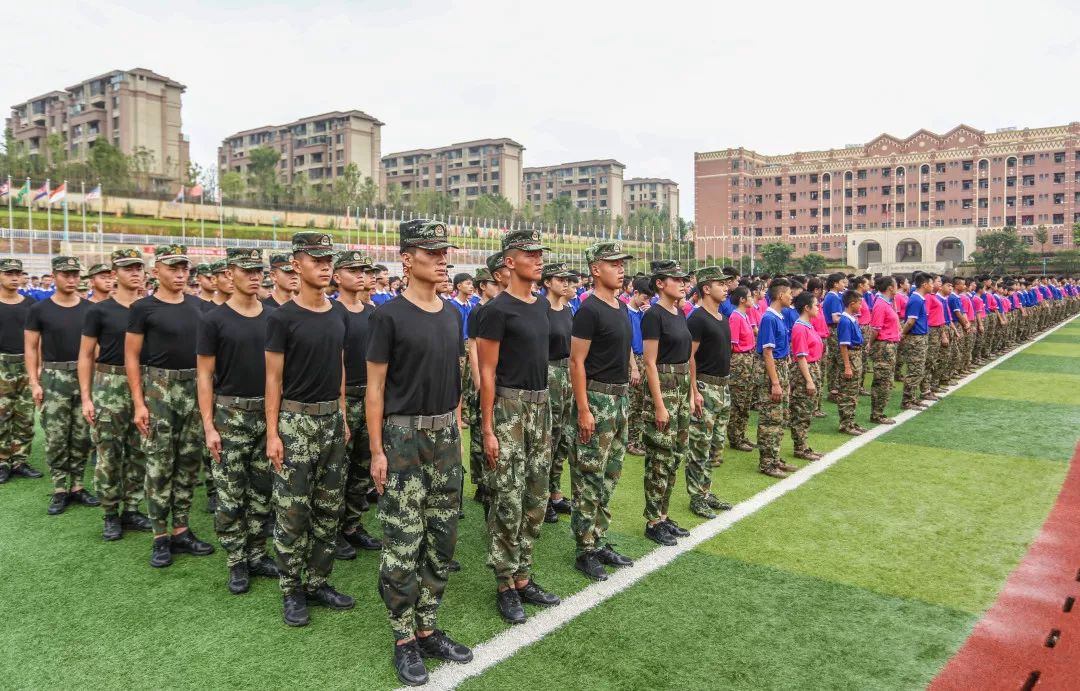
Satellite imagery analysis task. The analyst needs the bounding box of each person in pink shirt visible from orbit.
[971,285,986,367]
[806,277,830,418]
[892,275,910,382]
[788,291,824,461]
[922,275,949,400]
[867,276,900,424]
[955,277,976,375]
[726,286,758,452]
[851,275,873,396]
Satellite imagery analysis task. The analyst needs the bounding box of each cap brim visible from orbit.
[508,243,551,252]
[113,259,144,267]
[594,253,634,262]
[659,271,690,279]
[409,240,457,250]
[273,264,296,272]
[544,271,577,279]
[335,261,372,270]
[296,249,336,258]
[87,269,112,276]
[158,257,191,266]
[231,261,266,270]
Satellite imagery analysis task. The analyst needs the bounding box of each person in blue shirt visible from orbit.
[755,277,794,479]
[782,279,803,330]
[719,267,740,316]
[836,289,866,434]
[449,272,474,342]
[821,272,848,398]
[899,271,931,409]
[625,277,649,456]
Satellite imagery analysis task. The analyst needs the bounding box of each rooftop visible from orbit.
[382,137,525,159]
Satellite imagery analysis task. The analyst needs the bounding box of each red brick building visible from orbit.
[694,123,1080,271]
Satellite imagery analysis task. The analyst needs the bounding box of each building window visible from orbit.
[1023,155,1035,166]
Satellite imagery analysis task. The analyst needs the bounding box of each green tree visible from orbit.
[471,193,513,222]
[542,196,578,228]
[129,146,156,192]
[247,146,282,204]
[332,163,363,208]
[184,161,204,188]
[1072,221,1080,247]
[972,227,1024,274]
[797,252,827,275]
[414,190,454,217]
[219,171,245,201]
[759,241,795,275]
[87,141,130,192]
[357,176,378,211]
[385,182,404,210]
[1034,224,1049,257]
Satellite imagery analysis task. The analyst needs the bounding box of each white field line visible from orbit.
[414,313,1079,690]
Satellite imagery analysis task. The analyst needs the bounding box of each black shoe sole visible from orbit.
[284,616,310,627]
[307,598,355,611]
[574,564,608,581]
[518,595,560,607]
[228,583,250,595]
[150,558,172,568]
[171,547,215,557]
[103,532,123,542]
[396,672,429,687]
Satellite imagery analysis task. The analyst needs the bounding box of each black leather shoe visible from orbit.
[47,492,68,515]
[516,580,560,607]
[0,466,10,484]
[417,629,474,663]
[394,640,428,686]
[574,552,608,581]
[121,510,153,532]
[662,518,690,538]
[343,526,382,551]
[171,530,215,556]
[68,488,101,507]
[103,514,123,541]
[150,535,172,568]
[472,486,487,504]
[228,563,250,594]
[706,494,734,511]
[11,463,43,479]
[544,502,559,523]
[645,522,677,546]
[597,543,633,567]
[447,559,461,572]
[307,583,355,610]
[497,588,527,624]
[283,592,310,627]
[550,497,572,515]
[248,555,280,578]
[335,534,357,560]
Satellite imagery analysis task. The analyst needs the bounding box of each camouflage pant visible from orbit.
[981,317,996,359]
[936,330,958,388]
[378,421,461,641]
[869,341,898,418]
[568,389,628,556]
[898,335,928,406]
[859,325,874,385]
[0,358,34,470]
[756,357,791,471]
[922,326,944,394]
[143,375,203,534]
[813,355,825,413]
[91,371,146,513]
[727,352,756,448]
[825,329,840,392]
[41,368,91,491]
[343,392,374,534]
[836,347,864,428]
[547,363,573,495]
[212,402,270,567]
[687,378,729,501]
[486,395,551,585]
[465,381,485,489]
[627,354,645,450]
[788,361,816,454]
[643,370,690,522]
[273,408,346,594]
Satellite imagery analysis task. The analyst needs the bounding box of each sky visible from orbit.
[4,0,1080,222]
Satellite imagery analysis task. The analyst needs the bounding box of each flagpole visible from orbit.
[46,178,51,234]
[181,190,186,243]
[98,184,104,261]
[27,178,33,256]
[80,181,86,235]
[200,191,205,250]
[6,176,12,253]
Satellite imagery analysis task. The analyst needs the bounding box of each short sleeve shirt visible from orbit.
[870,295,900,343]
[791,320,823,362]
[755,309,790,358]
[837,313,864,346]
[26,298,90,362]
[904,292,928,335]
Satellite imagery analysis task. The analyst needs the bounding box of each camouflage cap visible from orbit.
[78,279,90,291]
[650,259,690,279]
[694,266,726,283]
[502,229,550,252]
[226,247,266,270]
[194,262,213,276]
[112,248,144,267]
[209,260,228,274]
[51,255,83,273]
[541,262,576,280]
[291,232,335,258]
[154,244,189,266]
[399,219,457,252]
[334,250,374,270]
[0,257,24,272]
[486,251,507,274]
[585,241,634,264]
[269,253,296,272]
[86,263,112,277]
[260,275,274,288]
[473,267,494,283]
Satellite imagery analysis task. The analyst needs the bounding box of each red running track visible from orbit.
[930,442,1080,691]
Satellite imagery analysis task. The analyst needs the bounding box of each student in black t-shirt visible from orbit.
[568,242,639,581]
[685,266,735,520]
[264,233,352,627]
[126,244,215,568]
[197,248,280,595]
[0,258,42,484]
[332,250,383,558]
[25,255,96,515]
[477,230,560,624]
[465,259,505,507]
[78,248,151,540]
[542,262,576,523]
[366,219,473,686]
[210,260,233,306]
[262,253,298,309]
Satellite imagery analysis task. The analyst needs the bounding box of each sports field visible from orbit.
[1,318,1077,690]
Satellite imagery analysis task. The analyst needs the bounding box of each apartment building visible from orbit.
[522,159,625,216]
[623,177,679,223]
[380,138,524,209]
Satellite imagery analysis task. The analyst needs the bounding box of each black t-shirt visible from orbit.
[0,296,35,354]
[25,298,89,362]
[687,308,732,377]
[197,303,269,397]
[467,301,486,340]
[265,300,347,403]
[82,298,134,365]
[261,295,289,310]
[641,304,692,365]
[198,298,217,313]
[366,297,463,416]
[127,294,203,370]
[571,295,631,384]
[342,303,374,388]
[547,305,572,361]
[476,291,550,391]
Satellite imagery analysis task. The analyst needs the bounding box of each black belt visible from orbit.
[345,385,366,399]
[95,363,126,375]
[657,362,690,374]
[549,358,569,368]
[0,352,25,363]
[386,411,456,431]
[216,394,264,412]
[698,373,729,386]
[586,380,629,397]
[280,399,339,416]
[146,366,196,382]
[43,361,78,371]
[496,386,549,404]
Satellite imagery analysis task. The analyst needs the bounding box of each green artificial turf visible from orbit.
[954,370,1080,406]
[997,353,1080,375]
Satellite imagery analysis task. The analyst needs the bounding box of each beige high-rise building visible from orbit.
[522,159,625,216]
[624,177,679,223]
[7,68,188,191]
[380,138,524,209]
[219,110,383,194]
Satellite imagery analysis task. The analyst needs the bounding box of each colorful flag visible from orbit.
[49,181,66,204]
[0,180,9,197]
[14,180,30,205]
[173,187,185,203]
[189,184,203,199]
[32,182,49,202]
[85,185,102,201]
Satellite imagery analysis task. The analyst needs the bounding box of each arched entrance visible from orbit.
[936,237,964,265]
[895,238,923,263]
[858,240,882,269]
